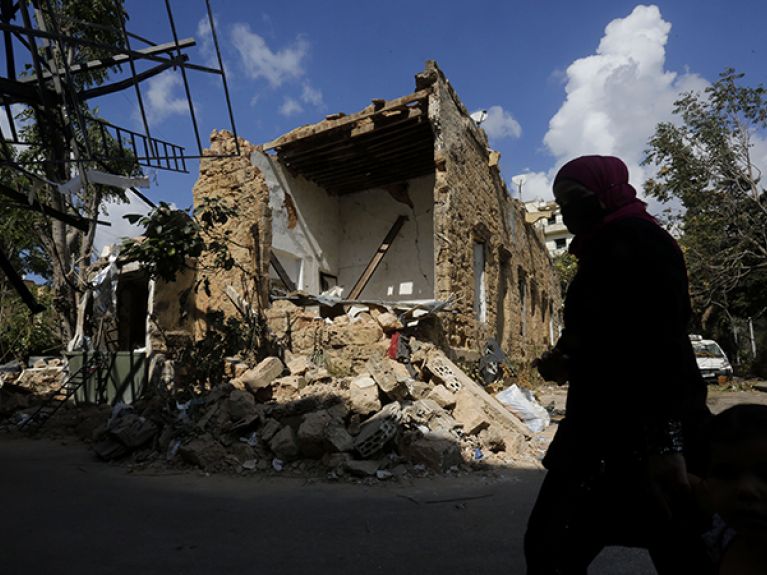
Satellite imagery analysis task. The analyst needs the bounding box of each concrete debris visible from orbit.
[349,375,382,415]
[269,425,300,461]
[179,438,229,470]
[237,356,285,395]
[427,384,456,409]
[344,459,380,477]
[1,324,539,479]
[405,436,462,472]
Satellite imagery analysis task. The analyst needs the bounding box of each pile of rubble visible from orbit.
[1,307,549,480]
[0,358,64,419]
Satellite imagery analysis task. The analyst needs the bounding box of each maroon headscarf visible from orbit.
[554,155,658,257]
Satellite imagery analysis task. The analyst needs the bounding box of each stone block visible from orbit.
[406,436,462,472]
[286,355,312,376]
[324,419,354,452]
[239,357,285,394]
[375,312,402,332]
[227,389,257,422]
[297,411,333,458]
[366,357,409,401]
[260,417,281,442]
[269,426,300,461]
[427,384,456,409]
[109,414,158,448]
[344,459,380,477]
[179,438,228,469]
[349,375,381,415]
[452,389,491,435]
[272,376,305,401]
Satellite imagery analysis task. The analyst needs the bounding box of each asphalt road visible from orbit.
[0,437,654,575]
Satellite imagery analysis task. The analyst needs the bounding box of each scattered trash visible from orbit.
[473,447,484,461]
[272,458,284,472]
[239,431,258,447]
[495,384,550,433]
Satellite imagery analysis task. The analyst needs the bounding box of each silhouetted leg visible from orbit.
[525,470,605,574]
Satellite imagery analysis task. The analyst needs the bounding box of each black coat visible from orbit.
[544,217,711,473]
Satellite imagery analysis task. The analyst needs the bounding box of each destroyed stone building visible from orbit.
[188,61,561,362]
[2,62,563,475]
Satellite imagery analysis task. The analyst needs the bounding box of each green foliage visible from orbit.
[643,69,767,356]
[120,198,237,283]
[0,285,60,363]
[552,252,578,296]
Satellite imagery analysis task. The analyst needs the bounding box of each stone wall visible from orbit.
[191,131,272,337]
[421,61,560,360]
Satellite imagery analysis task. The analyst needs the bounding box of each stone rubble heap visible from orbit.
[1,308,543,479]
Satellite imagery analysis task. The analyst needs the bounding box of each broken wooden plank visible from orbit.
[270,252,296,292]
[347,216,408,300]
[263,90,431,150]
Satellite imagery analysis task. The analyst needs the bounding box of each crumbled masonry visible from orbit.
[0,311,545,479]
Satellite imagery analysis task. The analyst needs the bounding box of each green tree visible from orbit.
[5,0,135,345]
[643,69,767,364]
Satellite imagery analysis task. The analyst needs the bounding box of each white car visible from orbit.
[689,335,733,384]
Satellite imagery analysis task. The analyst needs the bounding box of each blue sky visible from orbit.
[87,0,767,248]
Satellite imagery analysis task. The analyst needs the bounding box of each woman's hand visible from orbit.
[533,349,569,385]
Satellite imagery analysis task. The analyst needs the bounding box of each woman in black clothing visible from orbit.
[524,155,712,574]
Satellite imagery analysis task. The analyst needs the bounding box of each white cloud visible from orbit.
[301,82,324,107]
[231,23,307,87]
[541,4,708,204]
[144,73,188,124]
[279,97,303,117]
[93,190,153,257]
[472,105,522,141]
[510,171,552,202]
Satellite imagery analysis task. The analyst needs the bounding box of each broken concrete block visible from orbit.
[405,379,431,400]
[427,384,456,409]
[425,354,463,392]
[272,376,305,401]
[452,389,491,435]
[429,412,460,434]
[344,459,380,477]
[349,375,381,415]
[260,418,281,442]
[233,362,250,378]
[329,318,383,346]
[354,404,400,458]
[269,425,300,461]
[406,436,462,472]
[179,438,228,469]
[407,399,445,425]
[93,437,128,460]
[305,367,332,384]
[366,357,409,401]
[227,389,257,422]
[324,419,354,452]
[478,425,506,453]
[426,351,530,448]
[375,312,402,332]
[297,411,333,458]
[239,357,285,394]
[286,355,311,376]
[322,452,353,470]
[109,414,158,448]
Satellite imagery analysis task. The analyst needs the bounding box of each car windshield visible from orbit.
[693,342,723,358]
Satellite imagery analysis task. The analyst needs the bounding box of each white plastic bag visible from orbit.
[496,384,551,433]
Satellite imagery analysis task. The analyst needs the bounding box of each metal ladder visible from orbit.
[18,356,100,432]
